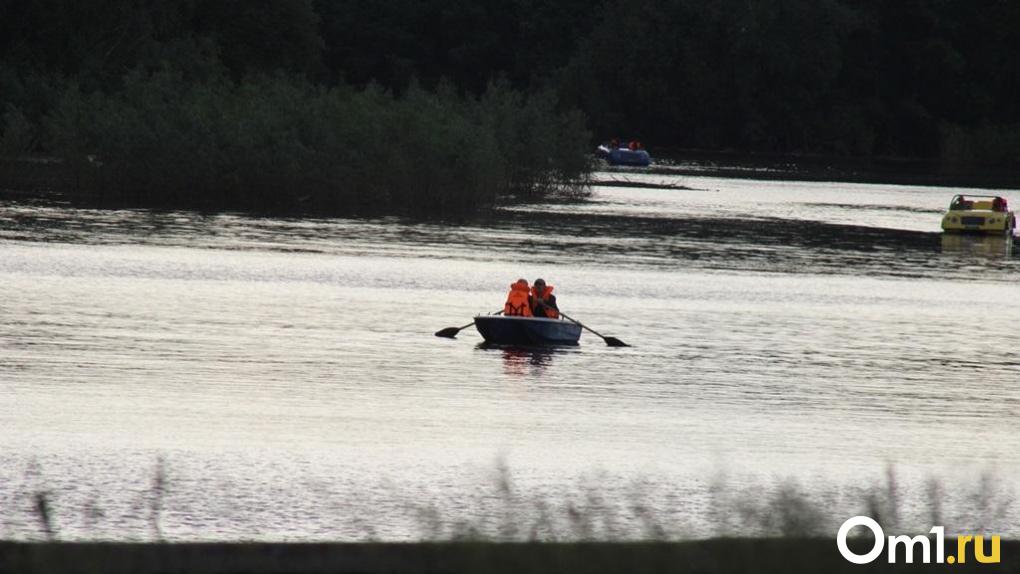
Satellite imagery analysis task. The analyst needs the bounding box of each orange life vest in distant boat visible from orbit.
[530,285,559,319]
[504,281,533,317]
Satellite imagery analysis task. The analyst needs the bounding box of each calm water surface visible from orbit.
[2,173,1019,540]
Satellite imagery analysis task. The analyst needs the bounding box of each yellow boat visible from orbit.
[940,194,1016,235]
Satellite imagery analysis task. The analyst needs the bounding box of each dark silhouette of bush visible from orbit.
[38,70,589,216]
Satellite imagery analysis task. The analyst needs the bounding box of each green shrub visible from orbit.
[40,69,591,216]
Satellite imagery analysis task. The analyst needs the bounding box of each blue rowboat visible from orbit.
[474,315,582,346]
[597,144,651,167]
[608,148,651,167]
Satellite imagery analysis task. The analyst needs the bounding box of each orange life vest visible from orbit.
[504,281,533,317]
[530,285,559,319]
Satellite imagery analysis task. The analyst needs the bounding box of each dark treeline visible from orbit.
[567,0,1020,163]
[1,0,1018,213]
[314,0,1019,164]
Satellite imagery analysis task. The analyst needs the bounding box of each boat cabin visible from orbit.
[949,194,1008,212]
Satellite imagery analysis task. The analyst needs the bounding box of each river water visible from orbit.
[1,172,1018,541]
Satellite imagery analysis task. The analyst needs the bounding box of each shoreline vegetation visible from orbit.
[1,462,1015,573]
[3,1,1020,217]
[0,74,592,217]
[6,462,1013,542]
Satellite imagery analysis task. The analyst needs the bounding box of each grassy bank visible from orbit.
[1,539,1016,574]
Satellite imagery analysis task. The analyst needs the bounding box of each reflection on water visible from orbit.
[1,172,1019,541]
[940,233,1014,259]
[4,179,1017,282]
[474,343,566,377]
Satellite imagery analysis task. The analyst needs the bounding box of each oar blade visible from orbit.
[434,327,461,338]
[603,336,629,347]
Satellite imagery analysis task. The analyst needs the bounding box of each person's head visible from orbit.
[514,278,529,289]
[533,278,546,293]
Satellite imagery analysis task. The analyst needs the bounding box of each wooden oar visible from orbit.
[557,310,629,347]
[435,310,502,338]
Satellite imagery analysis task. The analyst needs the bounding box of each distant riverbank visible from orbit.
[6,147,1018,221]
[630,149,1020,191]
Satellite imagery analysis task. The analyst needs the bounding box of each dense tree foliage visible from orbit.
[1,0,1018,212]
[314,0,1020,163]
[560,0,1019,162]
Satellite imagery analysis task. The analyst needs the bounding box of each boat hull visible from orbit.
[474,316,582,346]
[607,148,651,167]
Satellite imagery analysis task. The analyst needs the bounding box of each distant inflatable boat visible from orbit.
[597,144,651,167]
[474,315,582,346]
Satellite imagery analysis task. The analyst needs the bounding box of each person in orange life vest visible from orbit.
[504,278,533,316]
[529,278,559,319]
